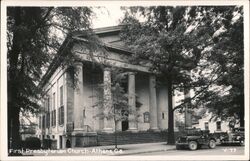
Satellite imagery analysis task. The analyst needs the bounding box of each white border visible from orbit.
[1,0,249,161]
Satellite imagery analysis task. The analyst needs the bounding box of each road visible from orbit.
[139,145,244,155]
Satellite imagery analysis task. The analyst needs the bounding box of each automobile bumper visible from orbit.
[176,142,189,146]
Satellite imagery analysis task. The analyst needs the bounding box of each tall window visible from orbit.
[53,92,55,110]
[47,97,50,111]
[59,86,64,125]
[51,92,56,126]
[204,122,209,130]
[216,121,221,131]
[42,115,46,129]
[51,110,56,126]
[46,96,50,128]
[59,106,64,125]
[60,86,63,106]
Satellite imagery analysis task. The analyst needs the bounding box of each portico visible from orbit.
[38,26,170,148]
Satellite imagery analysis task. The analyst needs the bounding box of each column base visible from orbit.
[72,128,84,133]
[102,128,113,133]
[127,128,138,132]
[149,127,160,132]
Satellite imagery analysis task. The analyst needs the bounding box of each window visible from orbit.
[59,106,64,125]
[83,109,86,118]
[162,112,165,119]
[143,112,150,123]
[60,86,63,106]
[51,110,56,127]
[53,110,56,126]
[52,93,55,110]
[46,112,50,128]
[47,97,50,112]
[42,115,46,129]
[204,122,209,130]
[216,121,221,131]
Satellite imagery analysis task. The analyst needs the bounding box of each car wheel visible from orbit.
[240,140,245,146]
[208,139,216,149]
[188,141,198,150]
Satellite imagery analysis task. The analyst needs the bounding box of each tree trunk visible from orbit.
[8,7,22,154]
[167,76,175,145]
[239,109,244,127]
[8,104,21,151]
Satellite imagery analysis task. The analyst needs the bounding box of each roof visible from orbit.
[39,25,132,90]
[93,25,123,35]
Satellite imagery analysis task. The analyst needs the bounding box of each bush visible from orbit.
[42,139,52,149]
[24,137,41,149]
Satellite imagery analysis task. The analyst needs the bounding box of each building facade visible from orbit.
[36,26,180,149]
[192,111,240,133]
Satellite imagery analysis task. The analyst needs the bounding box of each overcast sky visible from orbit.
[92,6,124,28]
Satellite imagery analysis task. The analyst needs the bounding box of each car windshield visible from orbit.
[184,128,202,135]
[234,128,244,132]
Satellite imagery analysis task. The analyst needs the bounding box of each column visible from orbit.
[149,75,159,130]
[73,62,84,130]
[128,72,137,131]
[103,68,113,132]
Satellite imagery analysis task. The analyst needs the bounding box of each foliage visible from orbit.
[7,7,94,150]
[23,137,41,150]
[120,6,244,143]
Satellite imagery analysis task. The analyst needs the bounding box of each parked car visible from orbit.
[176,128,217,150]
[213,131,228,144]
[220,127,245,146]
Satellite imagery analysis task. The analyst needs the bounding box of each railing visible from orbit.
[83,125,93,132]
[66,122,93,133]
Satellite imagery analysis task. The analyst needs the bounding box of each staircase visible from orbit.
[97,131,168,146]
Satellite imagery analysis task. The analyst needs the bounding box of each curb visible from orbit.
[110,147,176,156]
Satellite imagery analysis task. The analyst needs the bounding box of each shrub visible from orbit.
[24,137,41,149]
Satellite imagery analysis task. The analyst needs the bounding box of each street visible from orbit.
[139,145,244,155]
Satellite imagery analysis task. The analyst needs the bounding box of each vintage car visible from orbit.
[176,128,217,150]
[220,127,245,146]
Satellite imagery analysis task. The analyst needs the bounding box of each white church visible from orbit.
[36,26,192,149]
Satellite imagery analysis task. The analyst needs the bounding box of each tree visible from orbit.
[203,6,244,126]
[120,6,244,144]
[7,7,94,152]
[120,6,209,144]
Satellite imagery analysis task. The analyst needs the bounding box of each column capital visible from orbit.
[128,71,135,76]
[74,61,83,67]
[103,67,111,71]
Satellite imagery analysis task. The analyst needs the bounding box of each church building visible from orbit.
[36,26,182,149]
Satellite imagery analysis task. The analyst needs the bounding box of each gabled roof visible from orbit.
[39,25,132,90]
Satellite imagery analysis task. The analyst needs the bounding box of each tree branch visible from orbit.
[172,66,223,111]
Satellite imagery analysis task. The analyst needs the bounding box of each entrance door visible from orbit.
[121,110,129,131]
[122,120,129,131]
[59,136,63,149]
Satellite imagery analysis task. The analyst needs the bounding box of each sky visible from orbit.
[91,6,124,28]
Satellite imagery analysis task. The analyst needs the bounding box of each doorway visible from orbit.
[121,110,129,131]
[59,136,63,149]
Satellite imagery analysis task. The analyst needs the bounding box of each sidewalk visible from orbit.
[73,142,176,156]
[27,142,176,156]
